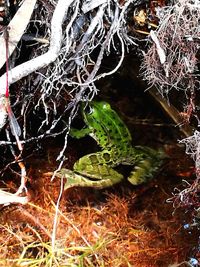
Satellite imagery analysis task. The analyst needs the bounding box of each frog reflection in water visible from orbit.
[58,101,165,189]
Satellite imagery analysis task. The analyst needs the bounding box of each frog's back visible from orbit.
[85,101,132,150]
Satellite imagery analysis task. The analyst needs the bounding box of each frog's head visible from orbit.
[82,101,111,127]
[81,100,132,145]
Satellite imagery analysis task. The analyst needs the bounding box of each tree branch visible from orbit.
[0,0,75,95]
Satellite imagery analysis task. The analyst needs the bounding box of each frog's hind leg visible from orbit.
[63,152,124,190]
[128,147,165,185]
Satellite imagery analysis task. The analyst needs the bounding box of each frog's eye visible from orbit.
[84,105,93,115]
[102,102,111,110]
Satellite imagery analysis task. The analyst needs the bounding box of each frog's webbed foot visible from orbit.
[57,165,123,190]
[55,169,88,189]
[128,148,165,185]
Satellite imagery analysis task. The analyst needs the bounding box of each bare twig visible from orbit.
[0,0,75,95]
[0,189,28,205]
[141,0,200,95]
[0,0,37,70]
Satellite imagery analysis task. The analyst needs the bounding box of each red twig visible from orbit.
[4,27,22,150]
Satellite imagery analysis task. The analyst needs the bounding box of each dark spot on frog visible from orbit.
[114,129,119,136]
[126,147,133,154]
[106,122,113,128]
[103,152,111,162]
[115,137,122,143]
[89,154,99,164]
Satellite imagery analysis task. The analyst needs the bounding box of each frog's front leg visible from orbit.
[70,127,91,139]
[58,152,123,190]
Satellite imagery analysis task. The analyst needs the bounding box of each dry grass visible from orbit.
[0,151,197,267]
[141,0,200,96]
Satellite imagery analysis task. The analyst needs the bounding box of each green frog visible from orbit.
[57,101,165,190]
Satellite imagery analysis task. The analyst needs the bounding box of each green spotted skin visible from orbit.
[58,101,165,189]
[83,102,132,152]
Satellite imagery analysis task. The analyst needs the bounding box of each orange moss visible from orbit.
[0,149,198,266]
